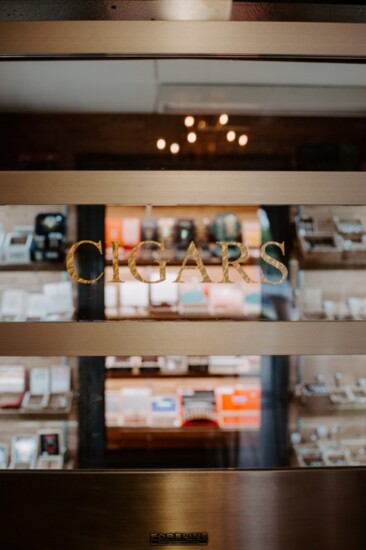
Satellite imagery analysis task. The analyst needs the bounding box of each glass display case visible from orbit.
[0,8,366,549]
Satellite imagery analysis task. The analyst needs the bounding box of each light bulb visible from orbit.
[226,130,236,142]
[184,116,195,128]
[238,134,249,147]
[156,138,166,150]
[170,143,180,154]
[219,114,229,125]
[187,132,197,144]
[198,120,206,130]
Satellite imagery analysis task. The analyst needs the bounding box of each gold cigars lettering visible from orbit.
[108,241,123,283]
[260,241,288,284]
[218,242,256,284]
[174,241,213,283]
[128,241,168,284]
[66,239,288,285]
[66,240,104,284]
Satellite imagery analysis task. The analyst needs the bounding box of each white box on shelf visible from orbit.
[1,289,27,320]
[26,293,47,321]
[22,367,50,410]
[50,365,71,394]
[0,444,8,469]
[0,224,5,261]
[43,281,74,320]
[119,387,152,427]
[36,455,64,470]
[120,280,149,309]
[150,271,179,306]
[10,435,38,469]
[3,227,33,264]
[105,390,120,427]
[151,395,180,427]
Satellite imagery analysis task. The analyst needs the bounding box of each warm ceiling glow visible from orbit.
[219,114,229,125]
[226,130,236,142]
[184,116,195,128]
[238,134,249,146]
[170,143,180,154]
[156,138,166,150]
[187,132,197,143]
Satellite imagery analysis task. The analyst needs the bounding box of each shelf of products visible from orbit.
[104,205,262,321]
[0,358,77,470]
[0,205,78,469]
[106,355,260,378]
[294,208,366,268]
[288,207,366,468]
[0,263,66,272]
[0,206,76,321]
[290,206,366,322]
[105,355,261,467]
[289,355,366,468]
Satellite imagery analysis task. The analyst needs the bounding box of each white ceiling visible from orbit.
[0,59,366,113]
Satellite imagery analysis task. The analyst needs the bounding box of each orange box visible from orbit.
[216,386,261,429]
[220,387,260,412]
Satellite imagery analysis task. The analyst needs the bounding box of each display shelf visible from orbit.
[107,426,259,450]
[105,258,258,267]
[106,313,258,321]
[0,262,65,272]
[294,404,366,417]
[298,260,366,271]
[0,400,75,420]
[106,370,258,379]
[293,249,366,272]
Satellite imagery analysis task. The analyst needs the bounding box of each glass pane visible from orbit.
[1,57,366,474]
[1,354,365,470]
[3,204,366,323]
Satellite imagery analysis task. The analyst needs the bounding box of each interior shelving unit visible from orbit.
[0,201,78,467]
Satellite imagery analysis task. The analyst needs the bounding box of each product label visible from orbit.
[150,533,208,546]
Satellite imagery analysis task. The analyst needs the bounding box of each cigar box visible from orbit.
[0,365,26,409]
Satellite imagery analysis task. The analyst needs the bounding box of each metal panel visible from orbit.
[1,171,366,205]
[0,470,365,549]
[1,321,366,356]
[0,22,366,59]
[1,1,366,24]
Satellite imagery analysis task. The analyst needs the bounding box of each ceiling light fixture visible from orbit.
[226,130,236,142]
[238,134,249,146]
[184,116,195,128]
[170,143,180,154]
[156,138,166,150]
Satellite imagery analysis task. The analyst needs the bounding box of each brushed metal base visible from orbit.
[0,469,365,549]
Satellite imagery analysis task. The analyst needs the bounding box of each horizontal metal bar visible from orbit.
[1,171,365,205]
[0,22,365,59]
[0,321,365,356]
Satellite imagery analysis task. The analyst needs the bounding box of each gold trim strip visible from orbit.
[0,321,365,356]
[0,22,365,58]
[1,171,366,205]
